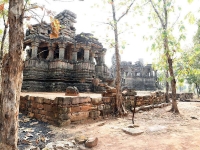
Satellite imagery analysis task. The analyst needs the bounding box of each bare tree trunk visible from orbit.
[111,0,123,115]
[167,56,179,113]
[165,70,169,103]
[164,37,179,113]
[150,0,179,113]
[0,0,24,149]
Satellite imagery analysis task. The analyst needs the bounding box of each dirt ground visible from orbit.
[47,101,200,150]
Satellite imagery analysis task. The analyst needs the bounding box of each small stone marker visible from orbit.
[122,128,144,136]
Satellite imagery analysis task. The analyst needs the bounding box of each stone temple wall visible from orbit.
[110,57,159,91]
[23,10,111,92]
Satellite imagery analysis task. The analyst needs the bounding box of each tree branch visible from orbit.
[117,0,136,22]
[94,21,114,29]
[149,0,165,28]
[118,28,132,35]
[171,13,180,28]
[163,0,168,29]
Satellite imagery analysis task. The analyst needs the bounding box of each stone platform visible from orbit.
[19,91,170,127]
[20,91,193,126]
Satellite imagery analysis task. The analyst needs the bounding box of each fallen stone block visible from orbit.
[65,86,79,96]
[75,135,88,144]
[85,137,98,148]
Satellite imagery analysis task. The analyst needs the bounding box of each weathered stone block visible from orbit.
[28,108,32,112]
[43,104,53,111]
[39,110,47,115]
[80,105,92,112]
[30,96,35,101]
[63,97,72,105]
[37,103,44,110]
[58,114,69,120]
[68,112,89,122]
[31,103,38,109]
[102,97,111,103]
[33,109,39,114]
[58,107,69,114]
[71,97,91,105]
[46,111,58,118]
[70,106,81,113]
[89,110,100,119]
[35,97,44,104]
[57,97,64,105]
[75,135,88,144]
[65,86,79,96]
[91,98,102,105]
[52,98,59,104]
[43,98,52,104]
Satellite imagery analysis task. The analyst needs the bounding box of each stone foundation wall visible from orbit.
[20,92,166,126]
[168,93,193,101]
[123,92,165,109]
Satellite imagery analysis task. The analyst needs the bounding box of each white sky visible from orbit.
[32,0,199,67]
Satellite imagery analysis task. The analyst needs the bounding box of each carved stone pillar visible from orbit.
[84,48,90,62]
[100,52,105,65]
[58,43,66,59]
[47,44,55,60]
[31,42,39,58]
[90,52,95,63]
[72,51,77,61]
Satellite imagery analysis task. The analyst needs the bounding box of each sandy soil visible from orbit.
[48,101,200,150]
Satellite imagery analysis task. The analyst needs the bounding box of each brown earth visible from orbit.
[48,101,200,150]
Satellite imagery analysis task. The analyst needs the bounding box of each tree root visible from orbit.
[167,107,180,114]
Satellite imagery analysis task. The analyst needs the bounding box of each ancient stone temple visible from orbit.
[110,55,158,91]
[22,10,110,92]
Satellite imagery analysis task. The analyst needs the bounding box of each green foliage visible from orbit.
[187,0,194,4]
[144,0,186,82]
[185,12,196,24]
[0,29,3,35]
